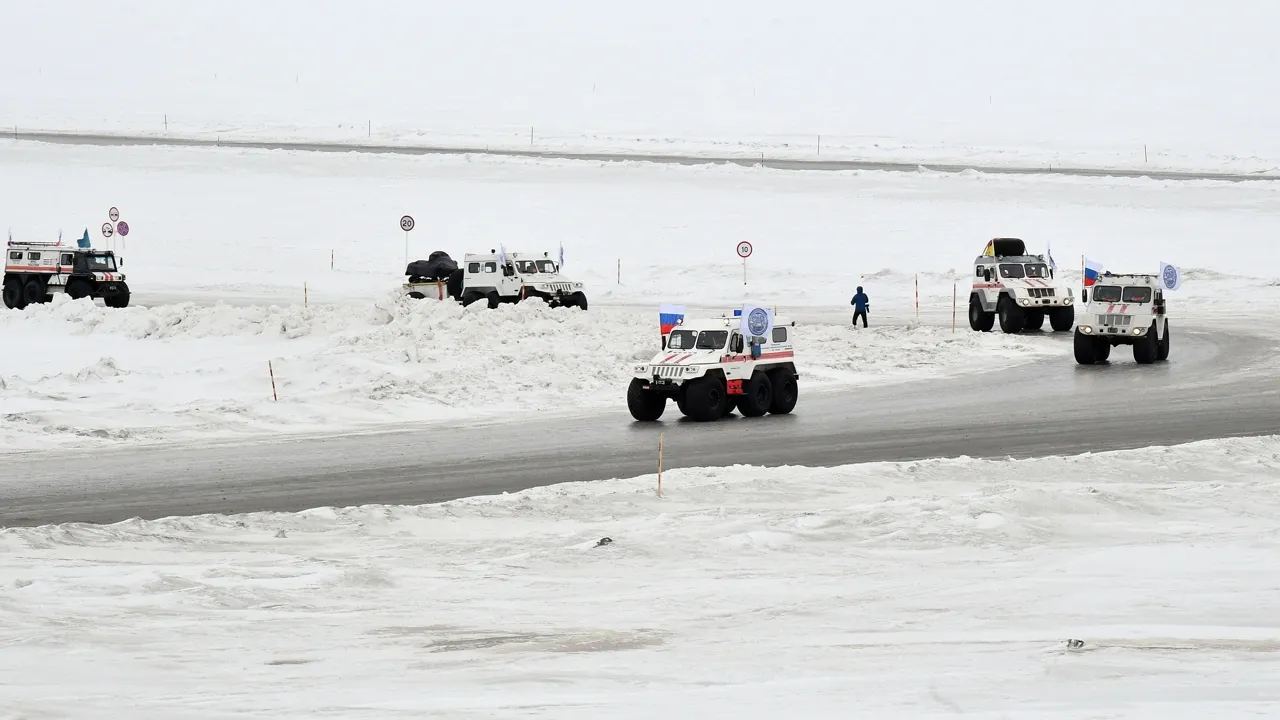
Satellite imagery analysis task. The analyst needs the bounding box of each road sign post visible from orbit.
[400,215,415,266]
[736,241,753,285]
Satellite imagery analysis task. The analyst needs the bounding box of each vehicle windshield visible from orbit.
[83,253,116,272]
[1092,285,1122,303]
[1023,263,1050,278]
[1122,286,1152,303]
[999,264,1025,279]
[515,259,559,274]
[665,329,728,351]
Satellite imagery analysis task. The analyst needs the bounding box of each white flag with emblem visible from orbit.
[1159,262,1182,291]
[740,303,774,341]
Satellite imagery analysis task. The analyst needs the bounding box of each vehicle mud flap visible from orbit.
[726,379,744,395]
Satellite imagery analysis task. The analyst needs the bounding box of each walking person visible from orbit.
[850,286,870,328]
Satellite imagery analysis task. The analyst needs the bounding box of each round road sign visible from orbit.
[736,241,753,259]
[116,221,129,237]
[101,222,114,238]
[109,207,120,222]
[400,215,415,232]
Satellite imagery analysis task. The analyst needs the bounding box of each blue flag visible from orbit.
[79,228,91,248]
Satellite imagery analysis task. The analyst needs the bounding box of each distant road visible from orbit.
[9,129,1280,183]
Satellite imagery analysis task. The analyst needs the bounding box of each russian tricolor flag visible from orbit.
[1083,258,1103,287]
[659,303,685,335]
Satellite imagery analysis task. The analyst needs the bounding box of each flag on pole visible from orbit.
[1083,257,1103,286]
[1159,262,1182,291]
[79,228,91,248]
[57,229,62,246]
[658,303,685,335]
[558,242,564,268]
[982,239,995,257]
[498,244,508,267]
[1046,243,1057,272]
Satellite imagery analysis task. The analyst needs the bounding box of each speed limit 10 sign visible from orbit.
[736,241,753,259]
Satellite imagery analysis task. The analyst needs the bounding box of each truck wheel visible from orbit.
[1133,323,1159,364]
[446,269,464,300]
[22,279,46,306]
[486,291,501,309]
[567,292,588,310]
[1094,338,1111,361]
[997,296,1025,333]
[461,290,482,307]
[1023,309,1045,331]
[1049,306,1075,332]
[735,371,773,417]
[676,392,690,417]
[1157,322,1170,361]
[2,277,22,309]
[968,295,994,332]
[684,376,727,422]
[1074,330,1098,364]
[767,368,798,414]
[626,378,666,421]
[66,278,91,300]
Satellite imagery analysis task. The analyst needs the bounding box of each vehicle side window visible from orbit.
[772,327,788,343]
[61,254,74,265]
[467,262,481,273]
[483,262,497,273]
[27,252,41,261]
[8,251,21,261]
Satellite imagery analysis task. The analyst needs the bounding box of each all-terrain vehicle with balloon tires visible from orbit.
[4,241,130,309]
[968,237,1075,333]
[1073,273,1170,365]
[628,311,798,422]
[404,249,587,310]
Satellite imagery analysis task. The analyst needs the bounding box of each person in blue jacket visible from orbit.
[850,286,870,327]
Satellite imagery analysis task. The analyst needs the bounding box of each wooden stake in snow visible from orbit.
[331,249,334,271]
[915,274,920,319]
[657,433,665,497]
[269,361,278,401]
[952,281,957,332]
[304,282,308,307]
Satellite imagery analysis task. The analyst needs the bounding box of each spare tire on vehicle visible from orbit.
[405,251,458,282]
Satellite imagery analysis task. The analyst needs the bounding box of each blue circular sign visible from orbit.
[747,307,769,336]
[116,221,129,237]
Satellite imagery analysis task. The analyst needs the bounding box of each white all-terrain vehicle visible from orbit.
[1073,273,1170,365]
[404,250,587,310]
[969,237,1075,333]
[4,241,130,309]
[628,312,799,422]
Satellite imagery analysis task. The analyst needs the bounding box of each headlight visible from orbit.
[1018,298,1030,306]
[1132,328,1143,335]
[634,365,647,373]
[1063,296,1072,304]
[1081,326,1093,334]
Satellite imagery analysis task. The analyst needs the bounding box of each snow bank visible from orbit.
[3,435,1280,716]
[0,293,1056,452]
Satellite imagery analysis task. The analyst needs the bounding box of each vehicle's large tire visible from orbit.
[676,392,690,417]
[767,368,798,415]
[968,295,994,332]
[626,378,666,421]
[1074,330,1098,365]
[1157,321,1170,361]
[1094,338,1111,361]
[2,277,23,309]
[1049,305,1075,332]
[1023,309,1045,331]
[22,279,45,306]
[407,290,427,299]
[997,296,1025,333]
[735,371,773,418]
[446,269,464,300]
[1133,323,1159,364]
[567,291,588,310]
[486,291,501,309]
[65,278,92,301]
[684,376,727,422]
[104,283,131,309]
[461,290,483,307]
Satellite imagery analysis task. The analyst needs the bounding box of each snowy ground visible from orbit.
[0,292,1056,453]
[3,435,1279,717]
[5,2,1280,174]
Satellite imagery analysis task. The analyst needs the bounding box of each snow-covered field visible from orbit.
[0,292,1056,453]
[3,436,1279,717]
[5,2,1280,174]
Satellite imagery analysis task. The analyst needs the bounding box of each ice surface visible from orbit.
[2,436,1280,717]
[0,292,1055,452]
[5,1,1280,173]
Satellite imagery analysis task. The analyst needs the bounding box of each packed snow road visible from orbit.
[2,323,1277,527]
